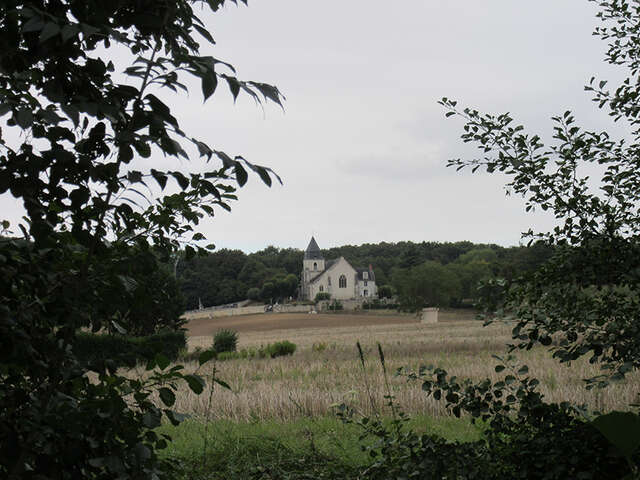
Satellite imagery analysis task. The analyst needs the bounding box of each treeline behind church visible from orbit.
[177,240,553,310]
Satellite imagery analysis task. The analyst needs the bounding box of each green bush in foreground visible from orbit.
[213,329,238,353]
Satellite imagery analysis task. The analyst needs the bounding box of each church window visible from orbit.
[328,276,331,286]
[364,280,368,287]
[364,289,368,297]
[319,285,324,292]
[313,262,317,271]
[339,275,347,288]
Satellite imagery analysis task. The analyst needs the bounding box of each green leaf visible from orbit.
[15,109,33,129]
[111,320,127,335]
[142,409,162,428]
[134,443,152,461]
[0,103,12,117]
[150,169,168,190]
[194,24,215,44]
[165,410,188,426]
[61,24,78,43]
[158,387,175,407]
[22,15,45,33]
[172,172,189,190]
[39,22,60,43]
[234,163,248,187]
[133,141,151,158]
[592,411,640,458]
[118,144,133,163]
[184,374,205,394]
[198,349,217,365]
[155,354,170,371]
[202,73,218,101]
[226,76,240,101]
[212,377,231,390]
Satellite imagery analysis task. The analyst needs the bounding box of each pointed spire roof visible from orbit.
[304,236,324,260]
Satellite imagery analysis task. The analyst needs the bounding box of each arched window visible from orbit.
[339,275,347,288]
[319,285,324,292]
[313,262,317,271]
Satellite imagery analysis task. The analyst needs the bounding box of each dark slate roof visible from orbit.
[308,259,337,284]
[304,236,324,260]
[325,259,338,269]
[356,267,376,282]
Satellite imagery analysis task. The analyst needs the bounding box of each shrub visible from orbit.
[327,299,343,311]
[267,340,296,358]
[377,284,396,299]
[74,331,186,368]
[314,292,331,302]
[213,329,238,353]
[363,299,399,310]
[311,342,327,352]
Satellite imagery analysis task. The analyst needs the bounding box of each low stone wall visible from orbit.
[316,298,367,311]
[273,304,314,313]
[183,303,314,320]
[183,305,265,320]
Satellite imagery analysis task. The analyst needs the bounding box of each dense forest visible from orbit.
[177,240,553,310]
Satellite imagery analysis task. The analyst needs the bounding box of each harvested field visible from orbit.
[149,311,640,422]
[184,311,419,337]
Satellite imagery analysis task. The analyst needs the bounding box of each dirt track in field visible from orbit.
[185,312,419,337]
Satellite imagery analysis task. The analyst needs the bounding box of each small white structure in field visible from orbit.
[421,307,439,324]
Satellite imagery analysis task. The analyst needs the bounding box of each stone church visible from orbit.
[300,237,377,301]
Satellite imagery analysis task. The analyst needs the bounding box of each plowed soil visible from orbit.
[185,312,418,337]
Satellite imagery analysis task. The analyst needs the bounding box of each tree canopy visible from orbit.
[0,1,282,478]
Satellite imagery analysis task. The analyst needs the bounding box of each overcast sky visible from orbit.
[0,0,627,252]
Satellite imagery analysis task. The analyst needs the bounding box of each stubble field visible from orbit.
[144,311,640,422]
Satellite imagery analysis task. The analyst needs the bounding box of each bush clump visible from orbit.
[213,329,238,353]
[363,299,399,310]
[311,342,327,352]
[180,339,296,362]
[327,300,343,311]
[267,340,296,358]
[314,292,331,302]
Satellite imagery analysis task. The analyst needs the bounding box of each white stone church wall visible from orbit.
[324,258,357,300]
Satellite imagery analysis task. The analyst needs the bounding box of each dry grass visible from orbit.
[136,315,640,422]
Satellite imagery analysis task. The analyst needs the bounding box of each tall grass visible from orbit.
[159,415,483,479]
[127,319,640,421]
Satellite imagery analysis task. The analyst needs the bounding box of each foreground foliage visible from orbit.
[0,0,282,478]
[332,1,640,478]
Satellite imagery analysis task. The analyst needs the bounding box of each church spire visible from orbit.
[304,236,323,260]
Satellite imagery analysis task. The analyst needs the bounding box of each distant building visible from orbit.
[300,237,377,301]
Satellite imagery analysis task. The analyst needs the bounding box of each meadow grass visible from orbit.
[133,318,639,421]
[159,415,484,480]
[137,314,639,478]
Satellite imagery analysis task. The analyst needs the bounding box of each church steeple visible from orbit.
[304,236,323,260]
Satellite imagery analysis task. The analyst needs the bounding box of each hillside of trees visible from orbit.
[177,240,554,310]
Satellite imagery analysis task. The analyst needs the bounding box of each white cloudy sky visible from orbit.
[0,0,628,252]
